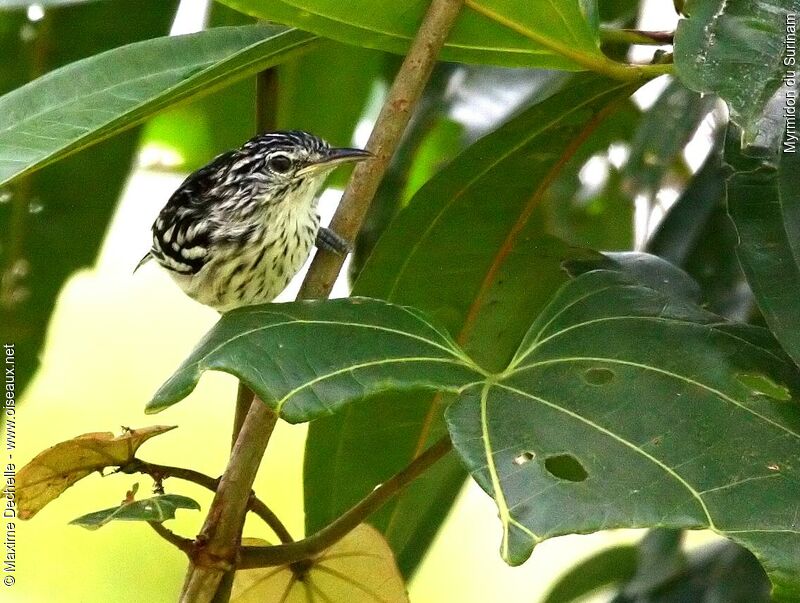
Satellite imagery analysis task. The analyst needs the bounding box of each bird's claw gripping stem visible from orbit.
[315,227,351,256]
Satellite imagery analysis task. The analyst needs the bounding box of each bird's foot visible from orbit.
[315,227,351,256]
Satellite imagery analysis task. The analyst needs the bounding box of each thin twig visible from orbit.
[120,458,293,544]
[298,0,468,300]
[231,68,279,447]
[148,521,193,554]
[600,28,675,46]
[239,436,453,568]
[464,0,672,82]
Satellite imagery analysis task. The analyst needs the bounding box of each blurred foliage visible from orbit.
[0,0,178,400]
[3,0,799,601]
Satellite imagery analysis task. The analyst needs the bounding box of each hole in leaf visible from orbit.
[513,452,535,466]
[583,367,615,386]
[545,454,589,482]
[736,373,791,401]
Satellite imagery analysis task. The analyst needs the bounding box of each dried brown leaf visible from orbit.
[12,425,176,519]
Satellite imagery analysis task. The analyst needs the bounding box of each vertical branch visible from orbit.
[231,69,280,449]
[180,1,466,601]
[298,0,467,300]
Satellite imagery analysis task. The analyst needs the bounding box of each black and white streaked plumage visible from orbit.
[137,130,370,312]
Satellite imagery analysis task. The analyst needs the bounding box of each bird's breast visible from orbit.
[177,207,320,311]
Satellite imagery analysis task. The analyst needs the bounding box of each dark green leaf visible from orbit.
[648,146,753,319]
[147,298,483,422]
[624,79,715,195]
[218,0,603,70]
[612,538,770,602]
[564,251,702,303]
[542,545,638,603]
[674,0,797,141]
[540,99,639,251]
[305,75,635,575]
[726,124,800,366]
[0,24,317,186]
[0,0,177,398]
[446,269,800,599]
[70,494,200,530]
[153,269,800,596]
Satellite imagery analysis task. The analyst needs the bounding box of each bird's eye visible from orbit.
[268,154,292,173]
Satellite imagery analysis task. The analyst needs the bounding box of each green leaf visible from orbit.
[305,74,636,575]
[674,0,798,141]
[542,545,638,603]
[540,99,638,250]
[0,0,178,399]
[624,79,715,195]
[726,125,800,367]
[648,146,754,320]
[152,267,800,596]
[147,298,483,422]
[612,535,770,602]
[563,251,702,303]
[0,24,317,186]
[70,494,200,530]
[445,269,800,600]
[217,0,603,70]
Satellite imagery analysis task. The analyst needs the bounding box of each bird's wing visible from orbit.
[149,150,239,275]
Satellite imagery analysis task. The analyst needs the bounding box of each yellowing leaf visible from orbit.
[232,525,409,603]
[12,425,176,519]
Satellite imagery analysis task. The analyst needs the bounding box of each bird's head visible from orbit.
[230,130,371,207]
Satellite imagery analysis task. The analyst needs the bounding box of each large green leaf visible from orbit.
[0,0,177,398]
[446,269,800,600]
[726,126,800,365]
[147,299,483,422]
[674,0,798,141]
[0,24,317,186]
[151,273,800,597]
[218,0,603,70]
[305,75,635,575]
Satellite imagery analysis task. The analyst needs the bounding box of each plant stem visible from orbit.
[120,459,293,544]
[600,28,675,46]
[179,405,278,602]
[230,383,254,450]
[230,68,279,448]
[298,0,468,299]
[148,521,193,554]
[464,0,673,82]
[239,436,453,568]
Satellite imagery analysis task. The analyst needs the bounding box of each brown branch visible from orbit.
[239,436,453,568]
[148,521,193,554]
[180,406,279,602]
[298,0,467,300]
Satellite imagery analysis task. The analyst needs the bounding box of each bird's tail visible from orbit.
[133,251,153,274]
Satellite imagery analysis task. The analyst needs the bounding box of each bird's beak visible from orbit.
[297,147,372,175]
